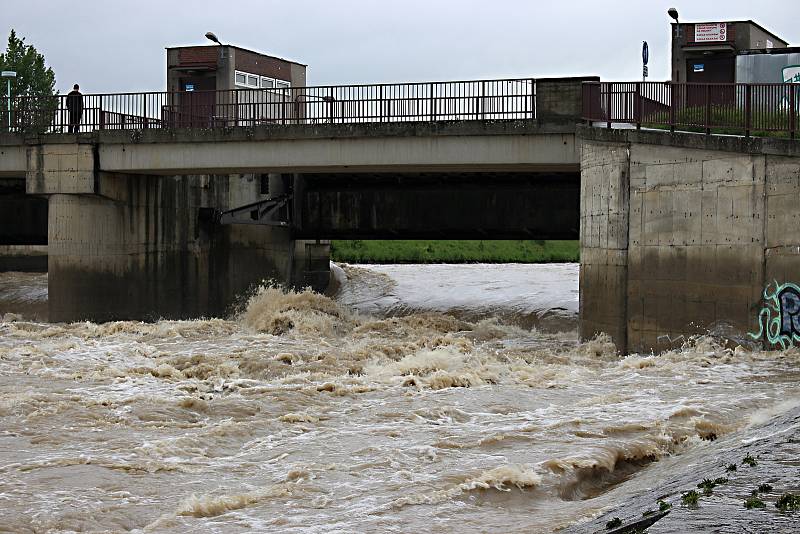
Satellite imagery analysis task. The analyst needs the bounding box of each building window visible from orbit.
[235,69,290,90]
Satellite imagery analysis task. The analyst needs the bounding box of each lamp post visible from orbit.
[1,70,16,132]
[205,32,222,45]
[668,7,680,38]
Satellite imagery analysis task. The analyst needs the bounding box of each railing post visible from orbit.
[531,78,536,119]
[379,85,384,123]
[669,83,676,132]
[282,88,286,124]
[606,82,612,129]
[704,84,711,135]
[430,82,437,121]
[635,82,641,129]
[789,84,796,140]
[479,80,485,120]
[99,97,105,131]
[745,84,752,138]
[142,94,148,129]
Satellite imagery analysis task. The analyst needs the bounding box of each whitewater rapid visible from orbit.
[0,264,798,532]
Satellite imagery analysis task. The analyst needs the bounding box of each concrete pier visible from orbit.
[579,126,800,354]
[26,142,325,322]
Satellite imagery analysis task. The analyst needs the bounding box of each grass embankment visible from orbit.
[330,240,579,264]
[644,105,799,138]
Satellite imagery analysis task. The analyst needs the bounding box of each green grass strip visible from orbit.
[330,240,579,264]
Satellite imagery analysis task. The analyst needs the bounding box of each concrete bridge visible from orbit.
[0,77,587,325]
[2,77,799,354]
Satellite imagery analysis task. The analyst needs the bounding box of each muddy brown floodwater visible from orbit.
[0,263,798,533]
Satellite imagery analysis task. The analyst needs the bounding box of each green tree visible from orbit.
[0,29,57,132]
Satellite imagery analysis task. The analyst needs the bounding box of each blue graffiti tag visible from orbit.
[749,281,800,349]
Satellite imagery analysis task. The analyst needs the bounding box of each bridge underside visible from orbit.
[295,171,579,240]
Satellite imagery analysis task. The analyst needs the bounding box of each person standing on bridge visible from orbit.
[66,84,83,133]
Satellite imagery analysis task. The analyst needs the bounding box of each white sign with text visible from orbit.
[694,23,727,42]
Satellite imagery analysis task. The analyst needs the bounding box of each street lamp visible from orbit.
[205,32,222,45]
[668,7,679,24]
[1,71,16,132]
[668,7,681,39]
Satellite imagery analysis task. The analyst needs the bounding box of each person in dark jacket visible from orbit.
[66,84,83,133]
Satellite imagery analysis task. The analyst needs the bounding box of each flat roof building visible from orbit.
[166,44,306,93]
[670,20,789,84]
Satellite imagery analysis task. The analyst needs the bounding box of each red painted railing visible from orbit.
[0,78,537,134]
[582,81,799,139]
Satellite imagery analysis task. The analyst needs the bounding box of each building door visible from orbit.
[686,55,735,106]
[173,76,216,128]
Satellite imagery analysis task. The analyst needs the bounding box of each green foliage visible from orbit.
[757,483,773,493]
[714,477,728,485]
[658,500,672,512]
[605,517,622,529]
[643,104,799,139]
[697,478,716,490]
[642,509,656,517]
[329,240,580,264]
[776,493,800,512]
[726,463,737,472]
[0,29,57,133]
[744,496,766,509]
[681,490,699,506]
[742,454,757,467]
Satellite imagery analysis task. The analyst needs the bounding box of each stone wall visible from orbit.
[579,127,800,353]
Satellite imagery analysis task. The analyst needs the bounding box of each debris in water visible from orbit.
[605,517,622,529]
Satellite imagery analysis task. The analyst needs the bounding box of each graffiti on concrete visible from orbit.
[749,281,800,349]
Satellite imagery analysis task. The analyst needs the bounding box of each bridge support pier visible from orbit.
[27,143,328,322]
[579,127,800,354]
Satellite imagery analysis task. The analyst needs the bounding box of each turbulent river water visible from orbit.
[1,264,798,533]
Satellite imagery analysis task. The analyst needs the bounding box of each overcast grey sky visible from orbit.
[3,0,798,93]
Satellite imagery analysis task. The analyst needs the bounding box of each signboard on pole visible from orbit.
[694,23,728,42]
[642,41,649,66]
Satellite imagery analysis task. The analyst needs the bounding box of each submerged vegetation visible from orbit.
[330,240,579,264]
[681,490,700,507]
[776,493,800,512]
[744,496,766,509]
[742,454,758,467]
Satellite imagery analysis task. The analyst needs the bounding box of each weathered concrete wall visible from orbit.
[537,77,600,120]
[46,171,317,322]
[579,141,629,349]
[579,126,800,353]
[94,126,579,175]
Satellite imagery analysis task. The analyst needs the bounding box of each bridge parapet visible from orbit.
[1,76,595,135]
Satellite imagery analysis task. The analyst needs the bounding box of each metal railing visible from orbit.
[582,81,799,138]
[0,78,537,134]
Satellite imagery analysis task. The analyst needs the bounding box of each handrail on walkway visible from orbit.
[582,81,799,139]
[0,78,537,134]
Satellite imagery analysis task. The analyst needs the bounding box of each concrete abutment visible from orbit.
[26,143,328,322]
[578,126,800,354]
